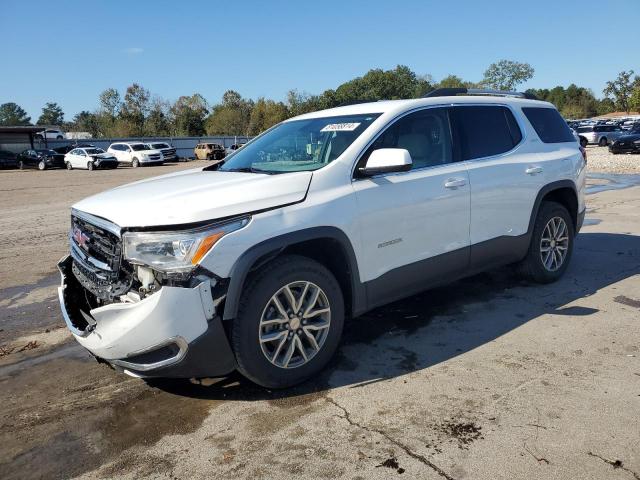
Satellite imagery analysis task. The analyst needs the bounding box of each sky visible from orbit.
[2,0,639,121]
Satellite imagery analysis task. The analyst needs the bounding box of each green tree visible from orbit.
[437,75,476,89]
[37,102,64,125]
[482,60,534,91]
[206,90,253,135]
[0,102,31,126]
[145,98,171,136]
[630,77,640,112]
[248,98,289,135]
[170,94,209,136]
[70,111,100,137]
[604,70,637,113]
[99,88,121,117]
[121,83,150,135]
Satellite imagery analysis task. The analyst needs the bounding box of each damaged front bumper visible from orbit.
[57,255,236,378]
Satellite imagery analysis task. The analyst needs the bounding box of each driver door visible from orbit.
[352,107,471,307]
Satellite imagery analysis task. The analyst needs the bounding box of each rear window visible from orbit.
[523,108,576,143]
[451,106,523,161]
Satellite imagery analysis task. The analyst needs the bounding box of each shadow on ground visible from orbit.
[152,232,640,401]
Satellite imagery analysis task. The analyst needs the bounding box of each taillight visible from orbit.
[579,146,587,163]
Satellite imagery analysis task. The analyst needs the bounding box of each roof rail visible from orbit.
[424,88,538,100]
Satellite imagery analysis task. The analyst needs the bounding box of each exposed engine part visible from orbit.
[136,265,161,297]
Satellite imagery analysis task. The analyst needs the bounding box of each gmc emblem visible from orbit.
[72,227,90,251]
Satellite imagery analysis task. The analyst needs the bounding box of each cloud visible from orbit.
[123,47,144,55]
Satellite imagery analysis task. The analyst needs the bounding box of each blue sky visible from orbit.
[2,0,639,121]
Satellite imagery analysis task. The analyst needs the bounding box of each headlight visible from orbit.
[123,217,250,273]
[634,140,640,145]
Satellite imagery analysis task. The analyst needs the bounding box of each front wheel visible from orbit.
[132,158,139,168]
[18,160,24,170]
[599,137,608,147]
[518,201,574,283]
[66,161,72,170]
[232,255,344,388]
[38,160,46,171]
[87,162,94,171]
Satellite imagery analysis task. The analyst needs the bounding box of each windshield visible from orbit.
[85,148,105,155]
[131,144,150,151]
[218,113,381,173]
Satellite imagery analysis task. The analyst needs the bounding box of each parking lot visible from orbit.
[0,151,639,479]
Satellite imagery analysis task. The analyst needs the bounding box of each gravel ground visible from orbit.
[585,145,640,174]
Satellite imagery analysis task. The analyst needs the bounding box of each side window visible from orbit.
[361,108,452,170]
[522,107,577,143]
[450,106,522,161]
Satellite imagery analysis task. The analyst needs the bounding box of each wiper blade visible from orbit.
[224,167,271,174]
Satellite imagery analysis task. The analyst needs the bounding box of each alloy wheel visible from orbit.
[540,216,569,272]
[258,281,331,369]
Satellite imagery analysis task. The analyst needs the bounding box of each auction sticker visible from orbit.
[320,122,361,132]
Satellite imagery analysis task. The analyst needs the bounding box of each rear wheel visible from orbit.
[519,201,574,283]
[132,158,140,168]
[579,137,588,148]
[56,135,63,140]
[18,160,24,170]
[38,160,46,171]
[599,137,608,147]
[66,161,72,170]
[87,162,94,171]
[232,255,344,388]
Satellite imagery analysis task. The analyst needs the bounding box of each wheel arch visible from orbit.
[528,180,579,234]
[222,227,366,321]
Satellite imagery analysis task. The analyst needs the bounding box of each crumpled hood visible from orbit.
[72,167,312,228]
[90,153,116,160]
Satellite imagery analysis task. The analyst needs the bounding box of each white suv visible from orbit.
[107,142,164,167]
[58,89,586,388]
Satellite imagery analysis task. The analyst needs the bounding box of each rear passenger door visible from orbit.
[352,107,471,306]
[449,105,542,269]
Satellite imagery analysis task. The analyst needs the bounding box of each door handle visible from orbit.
[525,166,543,175]
[444,178,467,189]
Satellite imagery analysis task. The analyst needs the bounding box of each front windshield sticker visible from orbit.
[320,122,361,132]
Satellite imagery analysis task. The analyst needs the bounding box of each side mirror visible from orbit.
[359,148,412,177]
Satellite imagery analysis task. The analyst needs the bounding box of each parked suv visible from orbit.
[147,142,178,162]
[58,90,586,388]
[576,124,624,147]
[194,143,225,160]
[107,142,164,167]
[35,128,65,140]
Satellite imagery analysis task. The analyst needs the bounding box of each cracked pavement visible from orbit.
[0,166,639,479]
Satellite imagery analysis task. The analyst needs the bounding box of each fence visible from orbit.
[32,135,253,159]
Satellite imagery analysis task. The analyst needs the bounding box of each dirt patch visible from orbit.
[376,456,405,474]
[433,420,484,450]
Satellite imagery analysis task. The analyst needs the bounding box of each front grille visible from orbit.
[70,213,131,301]
[149,154,161,160]
[161,148,176,158]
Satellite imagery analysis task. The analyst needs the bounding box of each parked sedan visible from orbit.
[576,125,625,146]
[16,149,66,170]
[53,143,96,155]
[609,134,640,154]
[65,147,118,170]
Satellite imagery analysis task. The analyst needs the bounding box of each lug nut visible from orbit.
[297,329,302,335]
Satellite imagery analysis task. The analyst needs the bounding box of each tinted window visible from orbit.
[451,106,522,161]
[522,107,576,143]
[577,126,593,133]
[362,107,452,170]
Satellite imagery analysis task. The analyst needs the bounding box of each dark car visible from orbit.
[53,143,96,155]
[0,150,18,168]
[609,133,640,154]
[17,149,66,170]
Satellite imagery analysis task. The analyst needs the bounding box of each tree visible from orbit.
[604,70,637,113]
[98,88,121,118]
[37,102,64,125]
[437,75,476,89]
[70,111,100,137]
[206,90,253,135]
[170,94,209,136]
[630,77,640,113]
[248,98,289,135]
[0,102,31,126]
[145,98,171,136]
[121,83,150,135]
[482,60,534,91]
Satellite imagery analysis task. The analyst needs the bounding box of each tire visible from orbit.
[18,161,24,170]
[132,158,139,168]
[66,161,72,170]
[35,135,43,141]
[56,135,63,140]
[38,160,46,171]
[599,137,608,147]
[518,201,574,284]
[579,137,588,148]
[232,254,345,388]
[87,162,94,171]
